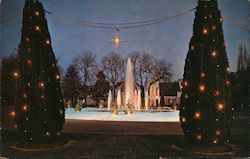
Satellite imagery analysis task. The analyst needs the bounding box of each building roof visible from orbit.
[159,82,181,96]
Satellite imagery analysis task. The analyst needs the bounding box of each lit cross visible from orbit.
[109,29,126,53]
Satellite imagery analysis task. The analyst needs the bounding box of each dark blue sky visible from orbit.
[1,0,249,80]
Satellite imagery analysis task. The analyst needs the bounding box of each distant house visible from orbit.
[149,81,182,108]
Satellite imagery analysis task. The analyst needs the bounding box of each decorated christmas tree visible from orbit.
[180,0,233,145]
[14,0,64,141]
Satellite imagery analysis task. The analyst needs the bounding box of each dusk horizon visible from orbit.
[1,0,248,80]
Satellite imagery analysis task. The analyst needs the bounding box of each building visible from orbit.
[149,81,182,108]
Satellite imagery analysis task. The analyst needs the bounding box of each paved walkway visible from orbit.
[63,120,183,135]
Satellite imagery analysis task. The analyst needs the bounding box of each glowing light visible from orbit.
[59,110,63,115]
[217,103,224,110]
[196,134,202,140]
[203,28,208,34]
[45,39,50,45]
[114,38,120,44]
[28,48,31,52]
[191,45,195,50]
[216,130,221,135]
[200,72,206,78]
[226,67,230,73]
[23,105,28,111]
[39,82,45,88]
[35,11,39,16]
[211,51,217,57]
[34,25,40,32]
[13,71,19,78]
[226,80,230,85]
[27,59,32,65]
[56,132,61,136]
[183,81,189,87]
[23,93,27,98]
[181,117,186,123]
[45,132,50,136]
[10,111,16,117]
[199,84,206,93]
[213,139,218,144]
[26,37,30,42]
[184,94,189,99]
[215,90,220,96]
[220,17,223,22]
[195,112,201,119]
[212,26,216,30]
[52,64,55,67]
[56,75,60,80]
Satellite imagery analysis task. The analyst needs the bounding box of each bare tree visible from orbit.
[75,51,98,86]
[150,58,172,85]
[237,44,250,71]
[129,51,153,90]
[102,52,124,96]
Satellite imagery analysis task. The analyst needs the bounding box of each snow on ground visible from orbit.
[65,107,180,122]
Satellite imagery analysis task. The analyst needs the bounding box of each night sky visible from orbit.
[1,0,249,80]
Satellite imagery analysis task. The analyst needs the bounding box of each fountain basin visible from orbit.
[65,108,180,122]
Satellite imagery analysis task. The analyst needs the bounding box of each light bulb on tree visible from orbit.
[35,11,39,16]
[211,51,217,57]
[181,117,186,123]
[196,134,202,140]
[215,129,221,135]
[199,84,206,93]
[217,103,224,110]
[203,28,208,35]
[34,25,40,32]
[195,112,201,119]
[200,72,206,78]
[13,71,19,78]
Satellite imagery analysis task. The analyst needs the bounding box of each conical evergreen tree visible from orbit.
[15,0,64,141]
[180,0,233,145]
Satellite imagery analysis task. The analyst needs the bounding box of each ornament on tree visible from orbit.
[124,99,133,115]
[111,103,119,115]
[180,0,233,145]
[14,0,65,141]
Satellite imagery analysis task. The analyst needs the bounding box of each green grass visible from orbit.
[1,132,250,158]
